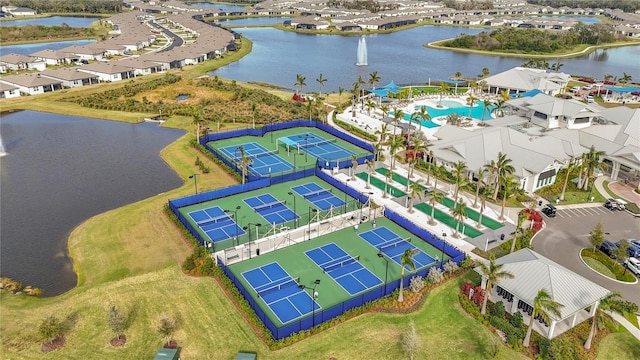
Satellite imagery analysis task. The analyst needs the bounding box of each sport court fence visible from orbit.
[168,166,373,253]
[217,256,400,340]
[201,120,374,180]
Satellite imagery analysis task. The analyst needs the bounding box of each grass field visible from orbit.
[1,48,638,358]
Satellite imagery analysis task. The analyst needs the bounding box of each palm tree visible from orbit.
[379,104,390,120]
[407,179,423,213]
[427,190,444,226]
[315,73,327,98]
[451,161,468,206]
[251,102,258,128]
[338,86,345,102]
[559,157,578,201]
[392,108,404,137]
[476,256,514,315]
[425,151,434,185]
[493,152,515,201]
[383,171,392,199]
[365,98,376,117]
[375,123,389,146]
[500,175,519,221]
[466,94,477,119]
[369,71,381,90]
[350,155,358,180]
[411,105,429,138]
[407,137,428,179]
[364,159,375,189]
[481,99,492,124]
[295,74,306,95]
[398,248,419,302]
[388,135,404,171]
[523,289,563,347]
[481,67,490,78]
[492,98,507,117]
[236,145,253,185]
[432,164,446,193]
[584,292,629,350]
[579,146,607,191]
[619,72,632,84]
[476,186,491,229]
[472,167,486,208]
[438,82,449,107]
[451,201,468,238]
[191,107,205,140]
[510,210,529,253]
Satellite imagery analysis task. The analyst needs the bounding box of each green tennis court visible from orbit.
[227,217,446,327]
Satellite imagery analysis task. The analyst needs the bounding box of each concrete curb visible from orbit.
[578,248,639,285]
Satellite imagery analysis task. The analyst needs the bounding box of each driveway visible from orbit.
[532,208,640,306]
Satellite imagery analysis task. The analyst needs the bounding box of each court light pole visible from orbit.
[243,222,262,259]
[377,252,389,296]
[298,279,321,328]
[305,134,309,162]
[288,192,297,228]
[308,208,318,241]
[188,174,199,195]
[224,205,241,245]
[441,232,447,265]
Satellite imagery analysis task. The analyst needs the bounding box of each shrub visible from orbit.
[539,338,551,359]
[489,301,506,319]
[443,260,459,275]
[409,275,426,293]
[426,267,444,284]
[459,255,474,269]
[471,286,485,307]
[510,311,524,329]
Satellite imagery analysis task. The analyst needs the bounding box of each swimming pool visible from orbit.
[395,100,495,128]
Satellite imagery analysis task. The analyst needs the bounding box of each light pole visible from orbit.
[304,134,310,162]
[243,222,262,259]
[188,174,199,194]
[308,208,318,240]
[298,279,321,327]
[288,192,297,227]
[344,179,351,213]
[377,252,389,296]
[224,205,241,245]
[441,232,447,265]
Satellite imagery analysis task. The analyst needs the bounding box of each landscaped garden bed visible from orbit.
[580,249,637,283]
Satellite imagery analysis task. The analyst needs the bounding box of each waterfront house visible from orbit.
[0,74,62,95]
[40,68,100,88]
[0,82,20,99]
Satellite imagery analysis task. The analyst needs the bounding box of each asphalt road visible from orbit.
[532,205,640,306]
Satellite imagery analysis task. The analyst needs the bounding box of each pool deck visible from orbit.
[334,94,492,141]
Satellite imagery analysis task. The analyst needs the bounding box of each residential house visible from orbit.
[0,73,62,95]
[0,53,46,72]
[40,68,99,88]
[0,82,20,99]
[76,62,135,82]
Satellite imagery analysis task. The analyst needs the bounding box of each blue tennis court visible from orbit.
[243,193,298,225]
[242,262,319,324]
[291,182,345,210]
[188,206,245,242]
[219,142,294,176]
[359,227,436,270]
[281,133,355,160]
[305,243,382,296]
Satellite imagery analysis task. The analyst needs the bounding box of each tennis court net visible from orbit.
[299,138,337,149]
[232,149,278,161]
[322,256,359,273]
[256,279,297,298]
[302,188,332,199]
[378,238,411,253]
[197,214,229,225]
[254,200,287,212]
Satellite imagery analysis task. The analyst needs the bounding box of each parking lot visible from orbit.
[533,207,640,306]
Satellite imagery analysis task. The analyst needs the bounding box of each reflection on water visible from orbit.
[590,50,609,62]
[0,111,184,296]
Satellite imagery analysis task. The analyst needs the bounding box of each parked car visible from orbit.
[585,95,595,103]
[570,86,581,92]
[599,240,618,258]
[583,84,594,90]
[625,257,640,276]
[604,198,626,211]
[617,240,640,258]
[541,204,556,217]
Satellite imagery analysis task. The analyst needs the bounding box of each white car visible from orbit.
[570,86,581,92]
[625,257,640,276]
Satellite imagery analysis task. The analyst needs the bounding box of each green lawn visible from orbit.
[583,257,617,279]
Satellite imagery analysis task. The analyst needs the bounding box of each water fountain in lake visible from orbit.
[0,136,6,157]
[356,36,368,66]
